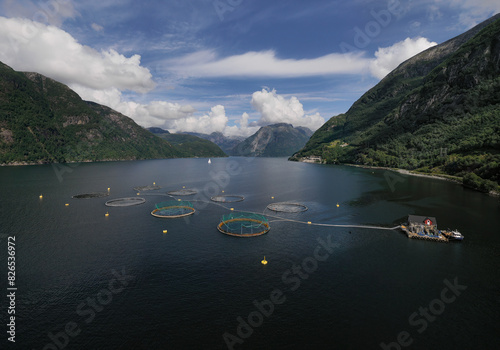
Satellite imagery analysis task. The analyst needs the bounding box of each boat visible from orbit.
[442,229,464,241]
[208,159,211,164]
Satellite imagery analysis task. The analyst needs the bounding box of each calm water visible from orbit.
[0,157,499,349]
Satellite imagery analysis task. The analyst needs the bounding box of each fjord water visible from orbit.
[1,158,499,349]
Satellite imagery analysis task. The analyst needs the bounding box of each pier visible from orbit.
[401,215,449,242]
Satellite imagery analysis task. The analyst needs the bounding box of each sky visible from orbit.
[0,0,499,137]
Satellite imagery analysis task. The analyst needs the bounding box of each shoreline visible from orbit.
[297,159,499,197]
[0,155,227,167]
[345,164,462,183]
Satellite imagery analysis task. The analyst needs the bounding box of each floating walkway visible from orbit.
[137,192,401,232]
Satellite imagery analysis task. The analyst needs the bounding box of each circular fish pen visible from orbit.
[133,185,162,191]
[217,212,270,237]
[105,197,146,207]
[151,200,195,218]
[266,202,308,213]
[211,195,244,203]
[73,192,110,199]
[167,189,198,196]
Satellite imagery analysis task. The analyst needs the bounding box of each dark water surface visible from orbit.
[0,157,499,349]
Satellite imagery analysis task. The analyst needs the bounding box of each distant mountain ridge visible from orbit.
[231,123,313,157]
[292,14,500,192]
[147,128,226,157]
[181,131,244,154]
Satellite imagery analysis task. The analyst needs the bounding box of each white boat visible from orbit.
[442,229,464,240]
[450,230,464,240]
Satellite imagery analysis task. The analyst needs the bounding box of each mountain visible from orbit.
[181,131,244,154]
[292,14,500,193]
[231,123,313,157]
[148,127,170,134]
[0,61,186,164]
[147,128,226,157]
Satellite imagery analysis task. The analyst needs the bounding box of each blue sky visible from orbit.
[0,0,499,136]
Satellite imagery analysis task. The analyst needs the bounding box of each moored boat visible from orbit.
[441,229,464,241]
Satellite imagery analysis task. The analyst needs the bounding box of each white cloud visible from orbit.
[164,106,258,138]
[165,37,441,81]
[251,89,325,131]
[73,85,255,137]
[166,49,371,78]
[224,113,260,138]
[370,37,438,79]
[91,23,104,32]
[168,105,228,134]
[73,85,197,128]
[0,16,155,93]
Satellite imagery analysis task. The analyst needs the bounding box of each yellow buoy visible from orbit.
[183,186,186,189]
[39,195,43,199]
[163,230,168,234]
[107,187,110,192]
[271,196,274,199]
[137,192,140,195]
[153,182,156,185]
[336,203,340,208]
[230,208,234,211]
[261,256,268,265]
[65,203,69,207]
[308,221,312,225]
[105,212,109,217]
[222,190,225,193]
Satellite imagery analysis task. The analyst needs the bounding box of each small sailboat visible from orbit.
[208,158,212,164]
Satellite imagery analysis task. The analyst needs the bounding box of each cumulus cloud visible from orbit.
[0,16,155,93]
[73,86,198,128]
[168,105,229,134]
[166,49,371,78]
[370,37,438,79]
[77,86,325,136]
[224,113,260,138]
[251,89,325,131]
